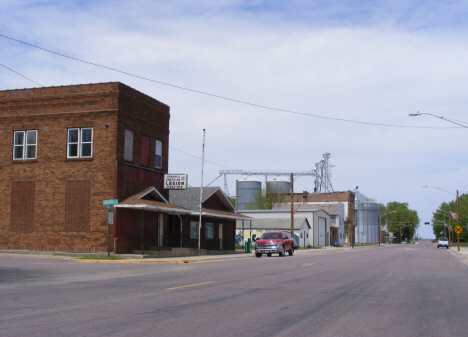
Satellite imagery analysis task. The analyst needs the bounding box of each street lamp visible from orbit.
[409,112,468,128]
[379,211,396,245]
[436,210,448,238]
[423,185,456,196]
[423,185,460,250]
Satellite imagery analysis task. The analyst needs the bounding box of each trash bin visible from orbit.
[245,238,251,253]
[334,239,339,247]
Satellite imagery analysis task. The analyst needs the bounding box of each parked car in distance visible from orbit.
[255,231,294,258]
[401,240,407,244]
[437,237,449,249]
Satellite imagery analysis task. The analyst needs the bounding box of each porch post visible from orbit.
[242,220,244,248]
[180,215,183,248]
[140,209,145,257]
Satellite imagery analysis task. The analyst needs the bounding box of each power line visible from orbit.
[170,147,236,169]
[0,61,43,87]
[0,33,459,129]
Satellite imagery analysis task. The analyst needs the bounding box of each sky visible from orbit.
[2,0,468,239]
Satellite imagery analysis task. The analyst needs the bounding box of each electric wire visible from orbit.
[170,147,236,169]
[0,61,43,87]
[0,34,459,130]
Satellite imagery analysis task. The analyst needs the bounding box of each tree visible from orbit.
[246,184,287,210]
[227,196,236,207]
[432,193,468,242]
[380,202,420,243]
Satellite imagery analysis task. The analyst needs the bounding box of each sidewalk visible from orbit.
[74,245,360,263]
[449,245,468,258]
[0,244,365,264]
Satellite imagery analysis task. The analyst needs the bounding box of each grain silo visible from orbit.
[266,176,291,193]
[236,176,262,210]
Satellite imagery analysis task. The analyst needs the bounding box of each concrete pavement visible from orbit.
[1,244,362,263]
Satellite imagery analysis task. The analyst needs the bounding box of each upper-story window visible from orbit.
[124,129,134,162]
[155,140,162,168]
[13,130,37,160]
[67,128,93,158]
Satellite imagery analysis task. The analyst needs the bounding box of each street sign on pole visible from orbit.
[455,226,462,252]
[108,212,114,225]
[103,199,118,205]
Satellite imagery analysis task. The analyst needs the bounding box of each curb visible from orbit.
[73,258,213,263]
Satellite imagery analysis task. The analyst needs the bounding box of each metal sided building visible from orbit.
[354,191,381,244]
[239,209,331,247]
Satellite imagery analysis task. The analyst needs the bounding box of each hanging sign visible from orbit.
[164,174,188,189]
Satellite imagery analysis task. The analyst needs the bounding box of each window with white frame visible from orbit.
[13,130,37,160]
[155,140,162,168]
[67,128,93,158]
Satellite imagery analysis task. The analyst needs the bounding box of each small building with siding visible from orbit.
[238,209,330,247]
[236,217,311,247]
[273,203,345,246]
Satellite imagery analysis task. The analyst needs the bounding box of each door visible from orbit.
[319,217,326,246]
[219,224,223,250]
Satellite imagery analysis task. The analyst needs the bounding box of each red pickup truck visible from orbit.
[254,231,294,257]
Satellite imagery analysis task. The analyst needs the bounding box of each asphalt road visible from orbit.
[1,242,468,337]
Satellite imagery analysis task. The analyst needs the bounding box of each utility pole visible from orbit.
[457,190,460,251]
[290,173,294,239]
[198,129,206,250]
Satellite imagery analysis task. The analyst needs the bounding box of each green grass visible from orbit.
[77,255,123,260]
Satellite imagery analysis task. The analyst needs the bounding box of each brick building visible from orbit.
[0,82,173,252]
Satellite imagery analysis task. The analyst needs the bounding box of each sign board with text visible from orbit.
[164,174,188,190]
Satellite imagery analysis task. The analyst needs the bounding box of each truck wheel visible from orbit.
[446,246,449,249]
[288,247,294,256]
[279,246,285,257]
[255,253,262,258]
[267,253,272,257]
[437,246,439,248]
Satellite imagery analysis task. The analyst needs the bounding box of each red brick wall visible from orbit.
[0,82,170,252]
[10,181,35,233]
[64,180,91,232]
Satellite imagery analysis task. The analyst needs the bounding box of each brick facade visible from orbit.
[0,82,170,252]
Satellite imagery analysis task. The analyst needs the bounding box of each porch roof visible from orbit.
[114,186,192,214]
[194,208,254,221]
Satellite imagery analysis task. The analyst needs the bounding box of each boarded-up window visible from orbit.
[124,129,133,162]
[65,180,91,232]
[141,136,149,166]
[10,181,35,233]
